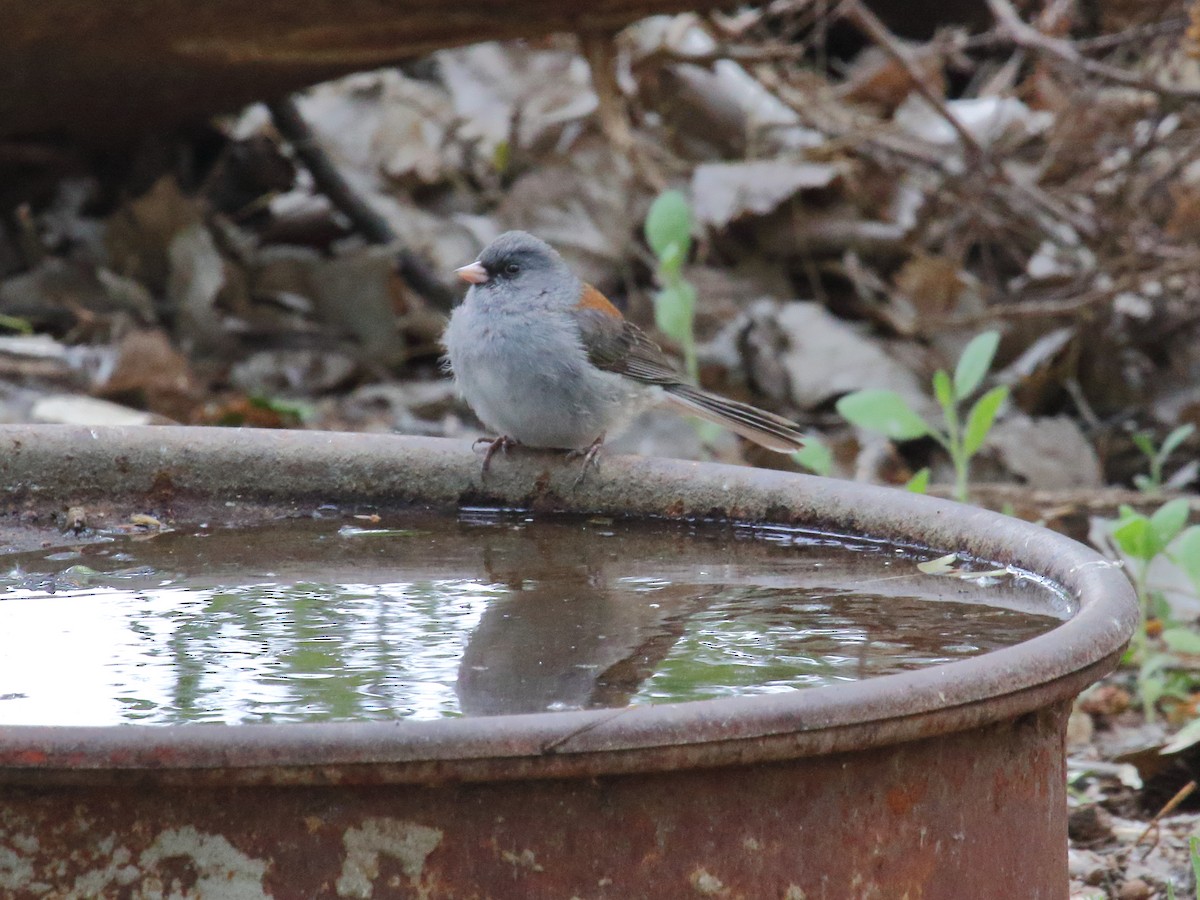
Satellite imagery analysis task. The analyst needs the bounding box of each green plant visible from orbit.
[1110,499,1200,719]
[1166,834,1200,899]
[791,438,833,476]
[1134,424,1196,493]
[905,468,931,493]
[835,331,1008,503]
[0,313,32,334]
[644,190,698,382]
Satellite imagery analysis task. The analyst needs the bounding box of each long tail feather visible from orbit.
[663,384,805,452]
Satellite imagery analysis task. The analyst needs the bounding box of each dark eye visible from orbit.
[504,262,521,276]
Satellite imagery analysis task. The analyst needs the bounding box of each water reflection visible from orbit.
[0,513,1067,725]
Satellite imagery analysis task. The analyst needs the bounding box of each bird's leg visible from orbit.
[568,433,606,486]
[474,435,518,477]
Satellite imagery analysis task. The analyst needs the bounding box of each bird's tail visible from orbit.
[663,384,805,452]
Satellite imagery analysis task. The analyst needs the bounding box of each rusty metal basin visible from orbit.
[0,425,1136,899]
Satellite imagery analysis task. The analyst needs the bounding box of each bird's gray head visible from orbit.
[455,231,577,308]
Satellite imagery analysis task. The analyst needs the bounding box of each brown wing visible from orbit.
[576,312,682,386]
[574,285,683,386]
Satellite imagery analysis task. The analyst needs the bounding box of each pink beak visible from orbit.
[455,261,489,284]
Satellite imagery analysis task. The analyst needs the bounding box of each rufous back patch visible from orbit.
[577,284,623,319]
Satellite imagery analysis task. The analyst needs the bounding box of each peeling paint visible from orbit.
[690,867,728,896]
[336,818,442,899]
[138,826,271,900]
[500,848,543,872]
[72,842,140,896]
[0,843,36,892]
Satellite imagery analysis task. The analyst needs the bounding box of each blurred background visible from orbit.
[1,0,1198,499]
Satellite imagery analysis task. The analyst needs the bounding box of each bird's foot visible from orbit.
[568,433,606,486]
[474,435,518,478]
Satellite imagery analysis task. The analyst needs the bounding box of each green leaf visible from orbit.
[836,390,932,440]
[1170,525,1200,595]
[491,139,511,175]
[0,313,33,334]
[1161,423,1196,460]
[962,385,1008,456]
[1163,627,1200,655]
[1161,716,1200,755]
[932,369,954,409]
[1190,835,1200,896]
[1132,431,1157,459]
[658,241,686,275]
[952,330,1000,400]
[645,191,693,264]
[791,439,833,477]
[1111,512,1153,561]
[653,283,696,345]
[1150,498,1191,553]
[905,467,931,493]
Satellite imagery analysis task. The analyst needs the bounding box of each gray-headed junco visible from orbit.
[443,231,804,471]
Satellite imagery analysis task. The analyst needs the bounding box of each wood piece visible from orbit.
[0,0,736,142]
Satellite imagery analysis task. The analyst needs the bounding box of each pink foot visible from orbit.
[568,433,606,486]
[474,435,518,478]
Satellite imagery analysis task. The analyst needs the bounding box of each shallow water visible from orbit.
[0,511,1068,725]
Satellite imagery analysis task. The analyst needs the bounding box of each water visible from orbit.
[0,511,1069,726]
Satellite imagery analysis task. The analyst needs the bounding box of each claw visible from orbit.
[475,435,517,478]
[568,433,606,486]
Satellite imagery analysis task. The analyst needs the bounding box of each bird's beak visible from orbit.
[455,262,489,284]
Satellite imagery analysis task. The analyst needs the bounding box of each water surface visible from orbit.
[0,511,1068,725]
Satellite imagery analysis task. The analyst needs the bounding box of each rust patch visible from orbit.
[885,781,927,816]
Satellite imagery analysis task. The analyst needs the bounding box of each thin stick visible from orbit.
[986,0,1200,100]
[838,0,985,166]
[1135,779,1196,857]
[267,96,456,312]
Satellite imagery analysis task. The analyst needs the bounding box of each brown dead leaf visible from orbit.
[193,395,295,428]
[892,253,965,319]
[1190,1,1200,58]
[95,328,201,421]
[840,47,945,114]
[105,176,202,293]
[1166,184,1200,243]
[999,327,1077,415]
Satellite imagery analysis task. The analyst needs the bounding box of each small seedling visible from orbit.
[0,313,32,334]
[644,190,699,382]
[791,438,833,476]
[1166,834,1200,899]
[1134,424,1196,493]
[1109,499,1200,720]
[905,468,931,494]
[835,331,1008,503]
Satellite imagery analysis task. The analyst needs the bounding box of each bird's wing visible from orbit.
[572,286,682,386]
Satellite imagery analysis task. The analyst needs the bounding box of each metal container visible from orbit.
[0,425,1137,899]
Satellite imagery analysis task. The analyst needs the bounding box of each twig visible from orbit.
[986,0,1200,100]
[579,31,667,192]
[837,0,986,166]
[1135,779,1196,856]
[1073,16,1189,52]
[267,96,455,313]
[829,0,1096,241]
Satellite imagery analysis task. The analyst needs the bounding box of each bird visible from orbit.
[442,230,805,473]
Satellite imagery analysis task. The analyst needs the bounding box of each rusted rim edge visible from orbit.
[0,426,1140,780]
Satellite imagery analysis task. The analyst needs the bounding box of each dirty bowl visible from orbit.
[0,426,1136,899]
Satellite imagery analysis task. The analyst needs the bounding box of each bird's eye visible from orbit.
[504,262,521,276]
